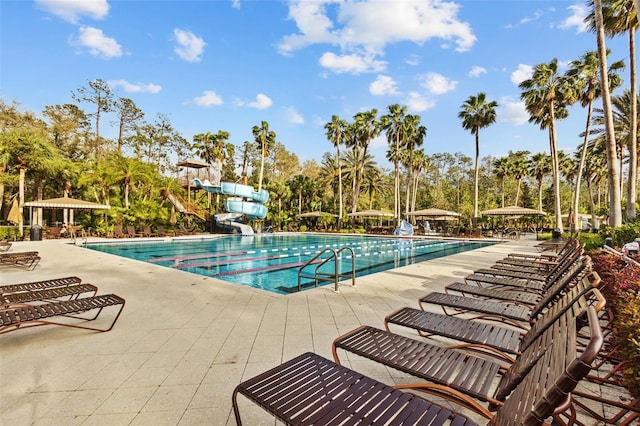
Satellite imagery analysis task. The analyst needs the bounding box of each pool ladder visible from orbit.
[298,247,356,292]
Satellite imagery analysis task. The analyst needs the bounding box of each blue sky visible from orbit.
[1,0,631,170]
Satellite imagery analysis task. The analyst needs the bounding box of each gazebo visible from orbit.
[22,197,111,227]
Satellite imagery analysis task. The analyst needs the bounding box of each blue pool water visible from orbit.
[86,234,495,294]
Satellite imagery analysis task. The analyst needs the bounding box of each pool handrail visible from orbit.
[298,247,356,292]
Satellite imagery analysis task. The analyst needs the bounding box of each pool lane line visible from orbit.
[175,240,457,269]
[200,241,461,276]
[149,238,449,263]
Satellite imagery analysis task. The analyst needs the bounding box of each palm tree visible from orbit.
[192,132,215,179]
[457,93,498,227]
[520,58,576,232]
[350,110,380,214]
[589,0,638,220]
[252,121,276,192]
[325,115,347,227]
[565,50,624,231]
[592,0,623,226]
[509,151,530,206]
[381,104,408,223]
[493,157,510,207]
[403,115,426,219]
[528,152,551,211]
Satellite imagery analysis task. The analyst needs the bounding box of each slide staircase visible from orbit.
[165,191,209,221]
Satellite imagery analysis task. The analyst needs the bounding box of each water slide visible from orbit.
[192,179,269,235]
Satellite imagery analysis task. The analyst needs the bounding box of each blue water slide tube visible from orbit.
[225,199,268,219]
[191,179,269,203]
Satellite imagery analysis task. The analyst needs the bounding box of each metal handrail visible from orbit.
[298,247,356,292]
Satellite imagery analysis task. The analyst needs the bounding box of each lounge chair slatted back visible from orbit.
[113,225,125,238]
[491,306,602,426]
[0,276,81,294]
[232,351,478,426]
[2,284,98,306]
[0,251,41,270]
[0,294,125,334]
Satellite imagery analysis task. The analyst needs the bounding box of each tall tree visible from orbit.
[520,58,576,232]
[351,110,380,214]
[71,78,114,144]
[528,152,551,211]
[324,115,347,227]
[457,93,498,228]
[594,0,638,219]
[381,104,408,223]
[565,50,624,231]
[403,115,426,219]
[594,0,623,226]
[114,97,144,154]
[252,121,276,192]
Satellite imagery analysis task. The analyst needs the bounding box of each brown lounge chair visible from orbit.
[112,225,126,238]
[0,276,81,294]
[126,226,144,238]
[0,251,41,270]
[142,226,157,237]
[382,272,600,359]
[0,241,11,252]
[232,305,603,425]
[2,283,98,307]
[0,293,125,334]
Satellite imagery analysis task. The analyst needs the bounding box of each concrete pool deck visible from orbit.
[0,235,613,425]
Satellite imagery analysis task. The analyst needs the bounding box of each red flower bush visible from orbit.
[590,250,640,399]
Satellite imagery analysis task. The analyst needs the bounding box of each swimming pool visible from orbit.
[86,234,495,295]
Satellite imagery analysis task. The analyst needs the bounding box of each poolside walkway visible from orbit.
[0,235,601,425]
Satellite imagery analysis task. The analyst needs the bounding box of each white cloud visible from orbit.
[235,93,273,109]
[499,99,528,125]
[108,80,161,94]
[404,92,436,112]
[520,10,543,24]
[71,26,122,58]
[278,0,476,74]
[318,52,386,74]
[231,0,241,9]
[194,90,223,107]
[511,64,533,85]
[468,65,487,78]
[420,72,457,95]
[173,29,206,62]
[559,4,589,33]
[405,54,419,66]
[369,75,399,96]
[285,107,304,124]
[35,0,109,24]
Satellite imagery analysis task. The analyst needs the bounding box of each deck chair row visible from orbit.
[0,276,125,334]
[0,251,41,270]
[233,244,605,425]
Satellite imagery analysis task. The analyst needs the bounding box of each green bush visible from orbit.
[578,233,605,251]
[299,225,308,232]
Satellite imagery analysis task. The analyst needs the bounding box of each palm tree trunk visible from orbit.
[473,133,479,228]
[572,101,594,233]
[626,29,637,220]
[595,0,623,227]
[337,146,343,228]
[549,113,563,232]
[18,167,25,236]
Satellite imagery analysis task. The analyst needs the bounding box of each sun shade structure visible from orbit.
[298,211,337,218]
[480,205,546,216]
[408,208,461,217]
[22,197,111,210]
[346,209,394,217]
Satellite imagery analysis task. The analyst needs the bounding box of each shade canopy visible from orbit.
[22,197,111,210]
[408,208,461,217]
[298,211,337,218]
[481,205,545,216]
[347,209,394,217]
